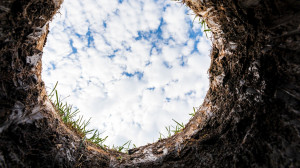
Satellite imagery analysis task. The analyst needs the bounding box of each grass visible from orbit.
[112,140,132,153]
[194,16,211,38]
[49,81,200,152]
[189,107,197,117]
[159,120,184,140]
[158,119,185,140]
[158,106,199,140]
[48,82,109,149]
[49,82,141,153]
[158,0,205,140]
[172,0,212,38]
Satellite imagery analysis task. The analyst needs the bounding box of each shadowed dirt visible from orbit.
[0,0,299,167]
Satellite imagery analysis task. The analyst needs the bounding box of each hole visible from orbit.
[42,0,212,148]
[2,0,299,166]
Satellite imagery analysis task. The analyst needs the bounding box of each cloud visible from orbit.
[42,0,211,147]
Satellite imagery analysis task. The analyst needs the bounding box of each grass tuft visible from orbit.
[192,15,211,38]
[112,140,132,153]
[170,0,212,39]
[189,107,197,117]
[49,81,200,151]
[159,106,199,140]
[48,82,108,149]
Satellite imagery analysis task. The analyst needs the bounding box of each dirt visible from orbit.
[0,0,299,167]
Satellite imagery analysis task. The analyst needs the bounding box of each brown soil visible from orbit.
[0,0,299,167]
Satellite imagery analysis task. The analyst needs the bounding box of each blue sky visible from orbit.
[42,0,211,147]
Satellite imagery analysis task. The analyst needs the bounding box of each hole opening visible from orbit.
[42,0,212,149]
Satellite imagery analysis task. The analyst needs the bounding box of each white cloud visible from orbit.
[42,0,211,147]
[161,3,189,44]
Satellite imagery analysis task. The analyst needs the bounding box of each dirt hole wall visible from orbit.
[0,0,299,167]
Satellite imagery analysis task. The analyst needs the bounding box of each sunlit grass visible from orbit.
[49,82,144,153]
[158,106,199,140]
[48,82,109,149]
[172,0,212,38]
[48,82,200,152]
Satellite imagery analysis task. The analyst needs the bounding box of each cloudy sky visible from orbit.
[42,0,211,147]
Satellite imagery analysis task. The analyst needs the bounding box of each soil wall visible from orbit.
[0,0,299,167]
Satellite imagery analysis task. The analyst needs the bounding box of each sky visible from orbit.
[42,0,211,147]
